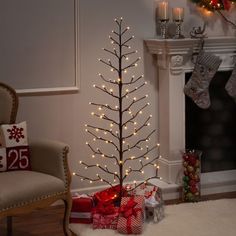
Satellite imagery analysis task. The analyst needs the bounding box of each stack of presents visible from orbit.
[69,183,164,234]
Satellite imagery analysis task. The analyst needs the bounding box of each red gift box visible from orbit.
[92,202,119,230]
[69,195,94,224]
[117,196,144,234]
[94,185,127,204]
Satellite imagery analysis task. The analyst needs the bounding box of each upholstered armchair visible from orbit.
[0,82,72,236]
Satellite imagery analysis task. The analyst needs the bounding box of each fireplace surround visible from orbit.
[145,37,236,197]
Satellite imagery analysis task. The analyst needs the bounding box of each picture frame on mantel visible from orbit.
[0,0,79,96]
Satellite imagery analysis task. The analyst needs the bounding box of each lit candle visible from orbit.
[158,1,169,20]
[172,7,184,21]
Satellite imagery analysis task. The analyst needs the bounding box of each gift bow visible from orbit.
[120,197,142,234]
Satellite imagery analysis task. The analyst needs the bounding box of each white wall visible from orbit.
[13,0,236,191]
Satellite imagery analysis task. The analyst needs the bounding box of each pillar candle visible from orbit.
[172,7,184,21]
[158,1,169,20]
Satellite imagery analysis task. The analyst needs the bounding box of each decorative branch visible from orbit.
[123,129,156,153]
[217,10,236,28]
[75,18,160,199]
[124,144,160,164]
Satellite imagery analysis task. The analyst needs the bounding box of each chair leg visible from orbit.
[7,216,12,236]
[63,194,72,236]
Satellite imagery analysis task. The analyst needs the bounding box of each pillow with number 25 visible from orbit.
[0,121,31,172]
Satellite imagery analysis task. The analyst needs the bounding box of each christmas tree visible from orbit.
[74,18,160,199]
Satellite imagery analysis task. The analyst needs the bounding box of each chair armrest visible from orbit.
[29,139,71,191]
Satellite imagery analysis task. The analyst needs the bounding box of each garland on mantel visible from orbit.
[190,0,236,11]
[189,0,236,28]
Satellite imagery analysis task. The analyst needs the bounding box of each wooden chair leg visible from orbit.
[63,194,72,236]
[7,216,12,236]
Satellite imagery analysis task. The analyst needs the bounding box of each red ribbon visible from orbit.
[120,197,141,234]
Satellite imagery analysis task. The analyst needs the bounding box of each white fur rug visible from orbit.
[69,198,236,236]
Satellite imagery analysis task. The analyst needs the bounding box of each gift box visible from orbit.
[69,194,94,224]
[125,183,165,223]
[92,202,119,230]
[142,184,164,223]
[117,196,144,234]
[145,202,164,223]
[94,185,127,205]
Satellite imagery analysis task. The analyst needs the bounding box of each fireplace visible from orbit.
[145,37,236,196]
[185,71,236,173]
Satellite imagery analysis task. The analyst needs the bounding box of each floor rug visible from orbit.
[69,198,236,236]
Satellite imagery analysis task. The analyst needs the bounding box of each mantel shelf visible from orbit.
[145,36,236,55]
[144,36,236,72]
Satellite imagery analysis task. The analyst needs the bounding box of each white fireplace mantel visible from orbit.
[145,36,236,185]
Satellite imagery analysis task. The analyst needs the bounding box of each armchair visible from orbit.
[0,82,72,236]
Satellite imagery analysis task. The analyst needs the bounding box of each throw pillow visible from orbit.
[0,146,31,172]
[0,121,28,147]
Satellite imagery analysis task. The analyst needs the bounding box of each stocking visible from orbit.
[184,51,222,109]
[225,63,236,100]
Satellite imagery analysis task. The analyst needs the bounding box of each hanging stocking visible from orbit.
[184,51,222,109]
[225,63,236,100]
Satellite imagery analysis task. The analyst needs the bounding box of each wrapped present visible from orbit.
[125,183,165,223]
[94,185,127,205]
[141,184,164,223]
[92,202,119,230]
[117,196,144,234]
[69,194,94,224]
[145,202,164,223]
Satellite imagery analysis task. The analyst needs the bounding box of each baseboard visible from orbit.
[71,170,236,201]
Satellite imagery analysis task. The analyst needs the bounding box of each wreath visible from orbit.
[190,0,236,11]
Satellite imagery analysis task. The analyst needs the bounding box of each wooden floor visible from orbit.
[1,192,236,236]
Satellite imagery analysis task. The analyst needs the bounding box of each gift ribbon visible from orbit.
[120,197,141,234]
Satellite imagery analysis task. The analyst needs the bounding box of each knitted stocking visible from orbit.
[225,63,236,100]
[184,51,222,109]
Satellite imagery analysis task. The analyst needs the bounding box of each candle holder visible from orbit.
[159,19,169,39]
[173,19,184,39]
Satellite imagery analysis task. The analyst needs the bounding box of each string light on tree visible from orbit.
[74,17,161,199]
